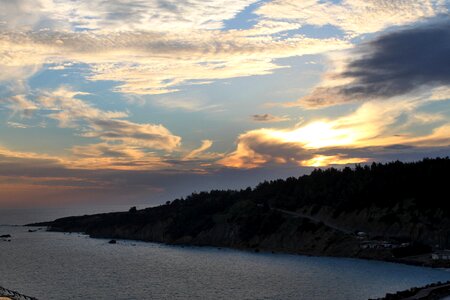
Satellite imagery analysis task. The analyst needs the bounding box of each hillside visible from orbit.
[31,158,450,266]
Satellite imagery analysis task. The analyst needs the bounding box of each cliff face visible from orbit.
[308,203,450,248]
[44,208,360,258]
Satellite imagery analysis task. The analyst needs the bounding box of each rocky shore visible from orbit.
[0,286,37,300]
[372,281,450,300]
[29,206,449,269]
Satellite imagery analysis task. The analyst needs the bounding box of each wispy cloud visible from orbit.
[0,87,233,172]
[69,143,171,171]
[6,121,37,129]
[0,27,350,94]
[0,0,258,32]
[2,87,182,154]
[154,97,223,112]
[184,140,215,160]
[256,0,447,35]
[252,114,290,123]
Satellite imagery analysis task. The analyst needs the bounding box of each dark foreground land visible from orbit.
[0,286,37,300]
[31,158,450,267]
[373,281,450,300]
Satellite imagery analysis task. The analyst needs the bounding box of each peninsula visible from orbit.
[31,158,450,267]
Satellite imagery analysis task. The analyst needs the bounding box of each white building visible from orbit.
[431,250,450,260]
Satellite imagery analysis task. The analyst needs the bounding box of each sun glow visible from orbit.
[302,155,369,167]
[271,121,357,149]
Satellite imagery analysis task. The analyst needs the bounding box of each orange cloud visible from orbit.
[220,98,450,169]
[302,155,369,167]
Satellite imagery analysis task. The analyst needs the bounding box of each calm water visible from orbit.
[1,226,450,300]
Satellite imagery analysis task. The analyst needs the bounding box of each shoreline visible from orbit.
[5,225,450,300]
[28,224,450,270]
[373,281,450,300]
[0,286,37,300]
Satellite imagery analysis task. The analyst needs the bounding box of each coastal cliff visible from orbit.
[31,158,450,266]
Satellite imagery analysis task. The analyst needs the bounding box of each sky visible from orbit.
[0,0,449,208]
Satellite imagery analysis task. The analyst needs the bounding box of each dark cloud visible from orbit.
[251,114,290,123]
[299,18,450,108]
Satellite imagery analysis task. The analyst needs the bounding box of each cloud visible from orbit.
[3,87,182,152]
[184,140,215,160]
[218,129,312,168]
[0,0,50,30]
[218,124,373,168]
[0,0,353,95]
[2,94,39,115]
[153,97,222,112]
[0,0,258,32]
[0,27,350,94]
[252,114,290,123]
[0,141,317,208]
[44,88,181,151]
[430,86,450,101]
[235,19,302,36]
[256,0,447,35]
[221,98,450,168]
[37,88,126,126]
[2,0,449,208]
[83,119,181,151]
[292,18,450,108]
[0,145,168,207]
[69,143,170,170]
[0,1,347,96]
[6,121,32,129]
[1,87,235,174]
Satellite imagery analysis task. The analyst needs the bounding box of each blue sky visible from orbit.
[0,0,449,207]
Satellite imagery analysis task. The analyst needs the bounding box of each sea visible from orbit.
[1,208,450,300]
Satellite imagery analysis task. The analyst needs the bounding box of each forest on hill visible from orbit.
[33,158,450,265]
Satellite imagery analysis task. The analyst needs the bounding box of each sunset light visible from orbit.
[1,1,450,299]
[0,0,448,207]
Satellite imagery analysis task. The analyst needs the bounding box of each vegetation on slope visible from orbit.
[33,158,450,259]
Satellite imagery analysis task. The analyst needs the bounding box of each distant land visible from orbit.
[31,158,450,267]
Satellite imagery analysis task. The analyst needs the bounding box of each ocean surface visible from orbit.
[1,225,450,300]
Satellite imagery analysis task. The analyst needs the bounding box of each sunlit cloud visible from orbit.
[301,155,369,167]
[0,0,259,32]
[1,87,183,164]
[256,0,447,35]
[153,97,223,112]
[185,140,213,159]
[69,143,171,171]
[6,121,32,129]
[221,97,450,169]
[1,88,227,172]
[0,27,350,94]
[0,145,61,163]
[38,88,181,151]
[430,86,450,101]
[0,149,167,206]
[1,0,449,207]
